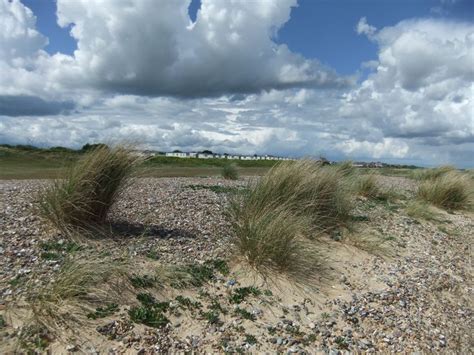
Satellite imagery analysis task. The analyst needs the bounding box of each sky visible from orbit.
[0,0,473,167]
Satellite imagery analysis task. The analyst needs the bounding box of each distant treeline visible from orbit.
[0,143,107,153]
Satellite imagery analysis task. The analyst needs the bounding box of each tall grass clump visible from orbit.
[241,160,352,232]
[221,164,239,180]
[228,159,352,281]
[412,165,455,181]
[417,171,473,210]
[38,145,138,232]
[335,160,356,178]
[354,174,379,198]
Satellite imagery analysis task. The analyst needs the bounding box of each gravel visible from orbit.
[0,176,472,353]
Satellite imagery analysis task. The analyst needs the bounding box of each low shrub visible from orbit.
[221,164,239,180]
[38,145,138,233]
[416,171,473,210]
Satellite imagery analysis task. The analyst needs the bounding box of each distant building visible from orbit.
[166,152,187,158]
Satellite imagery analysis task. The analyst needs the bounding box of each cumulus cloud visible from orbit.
[0,0,473,167]
[51,0,347,97]
[341,18,474,164]
[356,17,377,38]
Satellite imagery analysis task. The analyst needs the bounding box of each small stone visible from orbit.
[309,322,316,329]
[66,344,77,352]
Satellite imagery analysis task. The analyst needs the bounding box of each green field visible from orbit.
[0,145,422,180]
[0,146,274,179]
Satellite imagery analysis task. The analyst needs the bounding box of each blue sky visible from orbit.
[21,0,473,76]
[1,0,473,166]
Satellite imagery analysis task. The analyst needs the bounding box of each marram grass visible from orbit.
[229,159,352,283]
[416,170,473,210]
[38,145,139,233]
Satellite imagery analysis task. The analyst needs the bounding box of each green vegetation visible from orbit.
[187,184,246,194]
[145,249,160,260]
[144,155,277,168]
[416,171,473,210]
[412,165,455,181]
[24,258,130,334]
[86,303,119,319]
[229,286,261,304]
[229,160,351,282]
[234,307,256,321]
[354,174,379,198]
[0,145,275,179]
[0,145,78,179]
[406,201,441,221]
[175,296,202,310]
[221,164,239,180]
[129,293,170,328]
[169,259,229,288]
[200,310,221,324]
[129,274,156,289]
[0,315,5,328]
[38,146,138,233]
[39,240,82,260]
[245,334,258,345]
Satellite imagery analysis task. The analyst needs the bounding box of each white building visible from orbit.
[166,152,188,158]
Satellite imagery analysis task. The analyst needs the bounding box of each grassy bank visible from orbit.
[0,146,275,179]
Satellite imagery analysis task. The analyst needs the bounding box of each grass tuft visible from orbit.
[20,257,131,339]
[221,164,239,180]
[416,171,473,210]
[412,165,455,181]
[406,201,441,221]
[229,159,350,282]
[38,145,139,234]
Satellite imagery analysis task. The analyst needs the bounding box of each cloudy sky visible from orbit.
[0,0,473,167]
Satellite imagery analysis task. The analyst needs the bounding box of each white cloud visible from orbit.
[0,1,473,167]
[356,17,376,38]
[52,0,347,97]
[343,18,474,164]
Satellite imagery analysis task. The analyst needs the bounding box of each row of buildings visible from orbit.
[164,151,292,161]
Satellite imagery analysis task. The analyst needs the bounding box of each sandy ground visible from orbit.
[0,176,472,353]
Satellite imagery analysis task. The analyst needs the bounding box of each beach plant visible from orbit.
[221,163,239,180]
[417,170,473,210]
[229,159,352,282]
[412,165,455,181]
[38,145,138,233]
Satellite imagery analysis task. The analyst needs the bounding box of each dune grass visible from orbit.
[228,159,352,282]
[221,164,239,180]
[353,174,398,201]
[416,171,473,210]
[412,165,455,181]
[17,257,131,344]
[38,146,139,233]
[406,201,442,221]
